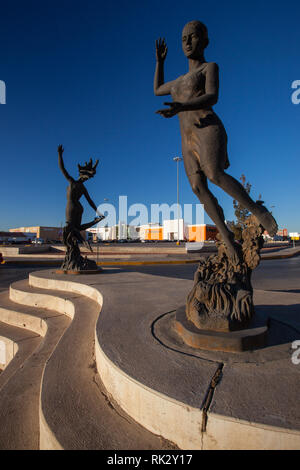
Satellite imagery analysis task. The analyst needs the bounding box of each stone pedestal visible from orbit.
[185,215,265,340]
[175,305,268,352]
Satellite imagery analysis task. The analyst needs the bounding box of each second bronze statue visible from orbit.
[58,145,105,272]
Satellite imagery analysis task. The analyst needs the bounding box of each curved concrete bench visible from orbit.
[0,268,299,450]
[0,271,175,450]
[29,272,207,449]
[0,319,40,388]
[28,272,169,450]
[0,283,71,449]
[29,270,300,450]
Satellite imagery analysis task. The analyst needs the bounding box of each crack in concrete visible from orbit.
[201,363,224,434]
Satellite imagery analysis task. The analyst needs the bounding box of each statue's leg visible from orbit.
[188,171,239,261]
[206,170,278,236]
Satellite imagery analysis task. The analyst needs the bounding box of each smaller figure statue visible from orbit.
[58,144,105,272]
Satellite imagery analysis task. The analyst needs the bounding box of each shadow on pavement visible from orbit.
[256,303,300,347]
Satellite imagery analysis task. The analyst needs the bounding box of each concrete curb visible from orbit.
[2,247,300,267]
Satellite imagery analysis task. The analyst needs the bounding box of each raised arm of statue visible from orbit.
[154,38,177,96]
[58,145,74,183]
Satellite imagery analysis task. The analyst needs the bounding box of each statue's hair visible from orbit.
[183,20,209,49]
[78,158,99,177]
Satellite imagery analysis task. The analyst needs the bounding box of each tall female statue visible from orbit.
[154,21,277,262]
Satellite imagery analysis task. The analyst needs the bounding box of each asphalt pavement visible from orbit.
[0,255,299,293]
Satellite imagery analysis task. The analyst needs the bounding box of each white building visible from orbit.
[163,219,187,241]
[87,225,117,241]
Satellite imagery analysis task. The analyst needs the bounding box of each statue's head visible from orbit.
[78,158,99,181]
[182,21,209,59]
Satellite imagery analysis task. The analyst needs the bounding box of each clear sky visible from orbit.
[0,0,299,232]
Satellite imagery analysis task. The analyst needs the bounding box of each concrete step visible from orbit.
[0,285,71,449]
[0,274,174,450]
[27,272,174,450]
[0,318,41,390]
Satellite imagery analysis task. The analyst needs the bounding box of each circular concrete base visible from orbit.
[174,306,268,352]
[55,268,102,275]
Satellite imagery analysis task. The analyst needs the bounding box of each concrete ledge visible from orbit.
[95,331,204,450]
[0,245,51,255]
[203,412,300,450]
[28,270,300,450]
[1,269,299,449]
[2,246,300,267]
[0,283,71,449]
[30,271,207,449]
[0,334,17,370]
[0,320,41,393]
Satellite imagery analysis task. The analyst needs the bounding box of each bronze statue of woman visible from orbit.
[58,145,104,271]
[154,21,277,262]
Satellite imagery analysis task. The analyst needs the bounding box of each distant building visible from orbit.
[141,224,163,241]
[0,231,32,243]
[9,226,63,241]
[289,232,299,240]
[87,225,117,242]
[263,228,289,241]
[162,219,187,241]
[87,221,218,242]
[277,228,288,238]
[188,224,219,242]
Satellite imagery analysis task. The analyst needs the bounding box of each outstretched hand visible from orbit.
[155,38,168,62]
[156,102,183,118]
[94,214,105,223]
[58,144,64,155]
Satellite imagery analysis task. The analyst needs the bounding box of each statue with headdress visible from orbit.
[57,144,105,272]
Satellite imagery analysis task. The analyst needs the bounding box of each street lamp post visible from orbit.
[173,156,183,245]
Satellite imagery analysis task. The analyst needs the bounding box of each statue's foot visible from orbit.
[224,232,242,265]
[255,207,278,237]
[226,243,241,265]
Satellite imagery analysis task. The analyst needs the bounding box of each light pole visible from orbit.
[173,156,183,245]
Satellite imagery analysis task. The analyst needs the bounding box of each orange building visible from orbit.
[144,227,163,241]
[188,224,218,242]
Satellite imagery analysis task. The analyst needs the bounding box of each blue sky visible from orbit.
[0,0,299,231]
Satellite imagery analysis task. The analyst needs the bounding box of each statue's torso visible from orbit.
[170,64,216,127]
[67,181,84,203]
[170,63,229,173]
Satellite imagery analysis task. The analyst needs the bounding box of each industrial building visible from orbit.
[0,232,32,244]
[9,226,63,242]
[87,221,219,242]
[188,224,219,242]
